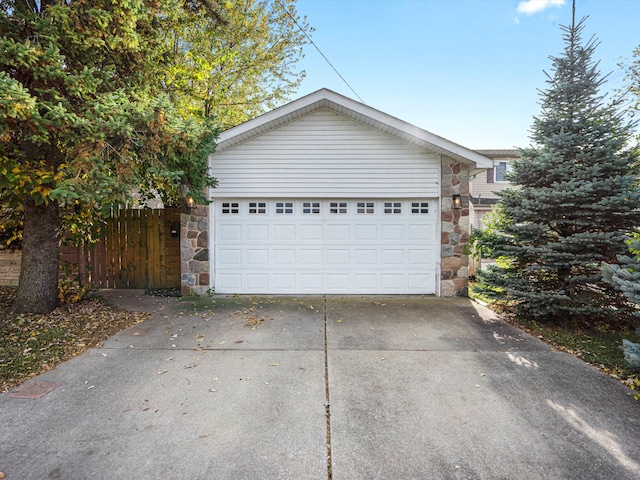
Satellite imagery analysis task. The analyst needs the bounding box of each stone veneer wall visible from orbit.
[441,158,470,297]
[181,204,210,296]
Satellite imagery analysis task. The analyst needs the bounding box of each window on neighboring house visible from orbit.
[222,202,240,214]
[275,202,294,214]
[494,161,511,182]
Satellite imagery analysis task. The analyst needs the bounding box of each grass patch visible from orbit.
[0,287,149,392]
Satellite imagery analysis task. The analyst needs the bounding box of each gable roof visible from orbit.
[215,88,494,169]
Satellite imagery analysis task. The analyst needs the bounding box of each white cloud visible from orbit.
[517,0,565,15]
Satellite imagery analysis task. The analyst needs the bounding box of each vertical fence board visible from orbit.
[87,208,180,289]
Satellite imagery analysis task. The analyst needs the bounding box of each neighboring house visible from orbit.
[469,149,519,230]
[467,149,519,274]
[195,88,494,297]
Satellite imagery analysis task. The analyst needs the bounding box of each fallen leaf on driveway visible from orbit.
[157,369,168,375]
[268,363,280,367]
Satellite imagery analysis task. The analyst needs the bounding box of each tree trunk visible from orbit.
[11,198,61,314]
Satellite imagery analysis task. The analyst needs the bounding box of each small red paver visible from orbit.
[9,381,62,399]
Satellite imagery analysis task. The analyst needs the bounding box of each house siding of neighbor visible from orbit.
[469,149,519,230]
[191,89,493,297]
[467,149,519,275]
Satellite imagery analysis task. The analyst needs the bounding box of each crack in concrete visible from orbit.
[323,295,333,480]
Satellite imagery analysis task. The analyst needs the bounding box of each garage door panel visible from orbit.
[300,273,323,289]
[301,224,322,240]
[409,273,433,289]
[214,199,437,294]
[274,224,295,240]
[327,224,350,240]
[247,273,268,289]
[354,249,377,265]
[218,249,242,265]
[274,273,295,289]
[246,249,268,265]
[408,224,433,241]
[381,224,404,240]
[381,249,404,265]
[353,224,377,240]
[327,249,350,265]
[381,273,405,290]
[326,273,350,289]
[273,249,295,265]
[247,224,269,240]
[219,224,242,241]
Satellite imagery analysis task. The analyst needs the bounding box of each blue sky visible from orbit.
[292,0,640,149]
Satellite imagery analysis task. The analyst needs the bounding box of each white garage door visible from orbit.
[213,199,438,294]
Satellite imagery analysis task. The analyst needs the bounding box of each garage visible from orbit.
[214,198,438,294]
[201,88,493,296]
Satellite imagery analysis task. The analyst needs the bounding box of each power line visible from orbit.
[274,0,366,104]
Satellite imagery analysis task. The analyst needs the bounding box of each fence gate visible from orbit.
[89,208,181,289]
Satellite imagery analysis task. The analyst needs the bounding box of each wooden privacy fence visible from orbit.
[88,208,181,289]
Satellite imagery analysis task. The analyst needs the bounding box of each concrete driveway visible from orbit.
[1,292,638,479]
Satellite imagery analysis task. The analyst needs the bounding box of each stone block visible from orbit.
[181,247,195,261]
[442,222,454,233]
[454,277,468,291]
[197,217,209,231]
[197,231,208,247]
[441,232,450,244]
[181,273,196,286]
[441,269,454,280]
[441,279,456,297]
[452,163,461,174]
[457,266,469,278]
[194,248,209,261]
[199,273,210,286]
[441,256,462,270]
[195,205,208,216]
[449,233,461,245]
[441,245,454,257]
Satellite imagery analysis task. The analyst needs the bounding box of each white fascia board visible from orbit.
[214,88,495,169]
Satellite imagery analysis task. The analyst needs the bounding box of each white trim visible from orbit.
[209,200,216,293]
[436,155,442,297]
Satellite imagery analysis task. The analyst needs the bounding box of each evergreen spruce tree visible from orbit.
[602,237,640,369]
[476,6,640,324]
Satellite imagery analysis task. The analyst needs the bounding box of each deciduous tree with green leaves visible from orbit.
[475,7,640,325]
[0,0,219,313]
[165,0,310,128]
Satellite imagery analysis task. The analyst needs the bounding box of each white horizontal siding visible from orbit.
[210,108,440,199]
